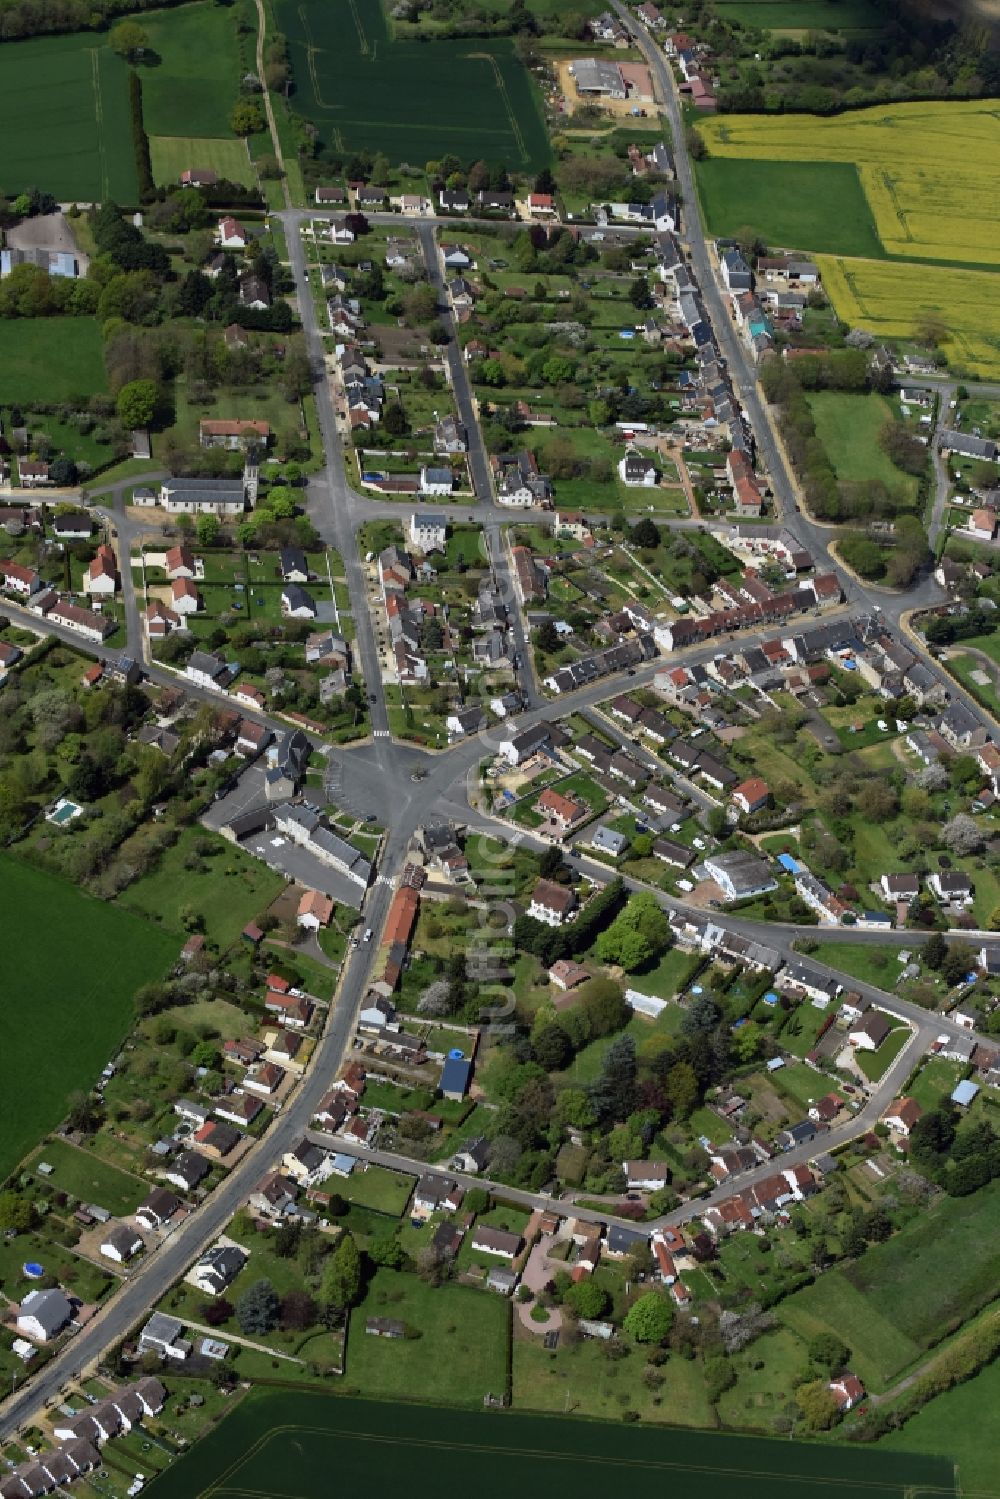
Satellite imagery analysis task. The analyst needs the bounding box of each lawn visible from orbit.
[805,942,907,990]
[855,1024,911,1082]
[277,0,549,169]
[149,135,256,189]
[0,319,107,405]
[944,650,1000,723]
[780,1180,1000,1389]
[625,946,702,1001]
[337,1166,414,1217]
[117,825,285,950]
[25,1138,147,1215]
[806,392,920,504]
[696,157,883,259]
[344,1270,508,1405]
[0,853,178,1184]
[514,1330,716,1427]
[769,1060,825,1111]
[0,32,136,200]
[908,1056,966,1114]
[716,1326,810,1432]
[139,3,244,138]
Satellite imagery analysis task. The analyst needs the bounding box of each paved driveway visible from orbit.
[516,1234,563,1336]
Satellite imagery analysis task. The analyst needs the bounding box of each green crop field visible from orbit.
[276,0,549,168]
[0,318,107,406]
[139,3,244,139]
[713,0,883,28]
[150,136,256,189]
[781,1181,1000,1388]
[144,1390,954,1498]
[0,33,136,201]
[0,854,178,1184]
[806,391,921,503]
[695,158,884,259]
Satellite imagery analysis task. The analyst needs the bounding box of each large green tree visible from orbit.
[623,1291,673,1344]
[321,1232,361,1311]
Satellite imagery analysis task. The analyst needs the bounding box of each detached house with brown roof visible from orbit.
[883,1097,923,1136]
[528,878,577,926]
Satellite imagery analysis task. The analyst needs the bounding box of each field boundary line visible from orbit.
[346,0,369,54]
[90,48,108,201]
[201,1422,963,1495]
[464,50,525,162]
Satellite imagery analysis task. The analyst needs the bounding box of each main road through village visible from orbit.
[0,13,995,1439]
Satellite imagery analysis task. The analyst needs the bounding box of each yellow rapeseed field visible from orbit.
[817,256,1000,379]
[703,101,1000,268]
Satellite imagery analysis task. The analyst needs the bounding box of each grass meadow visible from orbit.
[780,1181,1000,1389]
[344,1270,509,1405]
[0,4,243,201]
[806,392,920,504]
[150,136,257,189]
[117,825,285,951]
[0,854,178,1183]
[880,1356,1000,1495]
[0,318,107,405]
[277,0,549,169]
[137,1390,956,1499]
[696,158,883,259]
[139,3,243,138]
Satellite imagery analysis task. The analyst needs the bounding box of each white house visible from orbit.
[527,878,577,926]
[703,851,777,901]
[618,449,658,487]
[100,1224,144,1263]
[409,512,448,552]
[297,889,334,931]
[84,545,118,596]
[419,469,455,498]
[171,577,202,614]
[883,1097,922,1137]
[929,871,974,905]
[848,1011,891,1051]
[281,583,317,618]
[188,1244,247,1296]
[18,1288,73,1342]
[216,216,249,250]
[624,1160,670,1190]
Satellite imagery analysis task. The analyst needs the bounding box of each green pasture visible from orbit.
[695,157,883,259]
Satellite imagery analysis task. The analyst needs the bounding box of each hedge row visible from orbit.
[129,70,155,202]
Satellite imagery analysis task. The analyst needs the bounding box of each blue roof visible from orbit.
[951,1080,980,1106]
[330,1153,356,1175]
[440,1056,472,1096]
[777,853,800,874]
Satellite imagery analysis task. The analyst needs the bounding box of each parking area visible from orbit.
[202,767,372,910]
